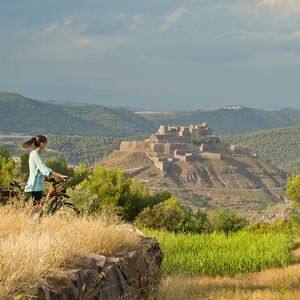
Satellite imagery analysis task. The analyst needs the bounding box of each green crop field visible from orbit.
[144,230,294,276]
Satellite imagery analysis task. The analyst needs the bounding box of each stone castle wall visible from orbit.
[120,141,150,152]
[230,144,250,154]
[150,142,192,155]
[200,143,227,152]
[174,150,194,162]
[200,152,223,160]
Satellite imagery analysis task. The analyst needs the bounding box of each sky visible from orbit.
[0,0,300,110]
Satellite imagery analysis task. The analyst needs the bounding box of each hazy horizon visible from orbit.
[2,89,300,112]
[1,1,300,110]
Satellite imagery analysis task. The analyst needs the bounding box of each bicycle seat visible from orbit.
[10,181,27,187]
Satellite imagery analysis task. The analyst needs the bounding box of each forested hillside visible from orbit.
[2,92,300,137]
[0,135,121,166]
[139,107,300,135]
[222,126,300,174]
[47,135,121,165]
[0,92,154,136]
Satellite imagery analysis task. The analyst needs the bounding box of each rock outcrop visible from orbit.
[37,237,163,300]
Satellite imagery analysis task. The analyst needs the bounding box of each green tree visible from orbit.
[0,145,19,187]
[286,175,300,205]
[71,166,162,220]
[135,197,208,233]
[80,167,131,213]
[68,164,90,187]
[0,145,10,159]
[45,157,74,177]
[135,197,185,232]
[183,209,209,233]
[208,209,248,234]
[20,152,30,178]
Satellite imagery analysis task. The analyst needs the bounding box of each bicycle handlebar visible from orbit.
[10,181,27,188]
[47,177,69,186]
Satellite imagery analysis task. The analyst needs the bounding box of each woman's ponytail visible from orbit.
[23,137,36,149]
[22,135,47,149]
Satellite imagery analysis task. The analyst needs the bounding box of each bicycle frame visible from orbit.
[47,184,71,214]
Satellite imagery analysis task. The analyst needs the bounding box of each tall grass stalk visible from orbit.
[144,229,294,276]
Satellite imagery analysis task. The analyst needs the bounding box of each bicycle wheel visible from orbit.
[52,202,81,217]
[0,189,21,204]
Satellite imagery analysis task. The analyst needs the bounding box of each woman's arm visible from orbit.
[34,152,52,177]
[34,153,68,179]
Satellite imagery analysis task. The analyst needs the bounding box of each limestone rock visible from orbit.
[37,237,163,300]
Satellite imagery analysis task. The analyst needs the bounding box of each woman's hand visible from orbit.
[52,171,69,181]
[60,175,69,181]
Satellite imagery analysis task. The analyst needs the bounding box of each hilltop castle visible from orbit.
[120,124,249,172]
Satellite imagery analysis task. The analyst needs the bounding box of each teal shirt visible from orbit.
[25,150,52,192]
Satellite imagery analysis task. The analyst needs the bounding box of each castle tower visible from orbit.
[158,125,168,135]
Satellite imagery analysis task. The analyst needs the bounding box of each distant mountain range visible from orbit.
[0,92,153,137]
[1,91,300,136]
[138,106,300,135]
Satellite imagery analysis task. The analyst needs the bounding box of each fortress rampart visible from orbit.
[120,141,150,152]
[119,124,248,173]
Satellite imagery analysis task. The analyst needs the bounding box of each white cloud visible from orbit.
[129,14,144,32]
[44,17,73,34]
[289,30,300,39]
[257,0,300,16]
[114,13,126,20]
[63,17,72,25]
[258,0,278,6]
[8,18,128,62]
[162,6,189,29]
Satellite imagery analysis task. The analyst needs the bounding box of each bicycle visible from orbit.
[1,178,81,217]
[0,181,25,204]
[42,177,81,216]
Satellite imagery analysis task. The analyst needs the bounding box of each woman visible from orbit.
[23,135,68,205]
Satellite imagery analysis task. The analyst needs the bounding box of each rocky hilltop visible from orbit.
[98,124,288,218]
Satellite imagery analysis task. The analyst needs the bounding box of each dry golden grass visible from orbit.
[159,240,300,300]
[0,207,140,299]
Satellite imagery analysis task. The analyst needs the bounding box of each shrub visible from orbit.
[286,175,300,205]
[0,145,10,159]
[20,152,30,178]
[0,146,19,187]
[68,164,90,187]
[45,157,75,177]
[246,215,300,236]
[208,209,248,234]
[135,197,208,233]
[135,197,185,232]
[69,166,168,220]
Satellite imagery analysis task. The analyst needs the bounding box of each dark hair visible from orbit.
[23,135,48,149]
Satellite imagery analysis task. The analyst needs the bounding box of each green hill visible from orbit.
[221,126,300,174]
[2,91,300,138]
[0,92,154,137]
[99,148,288,218]
[0,134,121,166]
[138,106,300,135]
